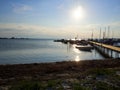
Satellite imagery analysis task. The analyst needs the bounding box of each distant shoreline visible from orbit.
[0,37,55,40]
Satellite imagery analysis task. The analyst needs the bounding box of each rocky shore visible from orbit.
[0,59,120,90]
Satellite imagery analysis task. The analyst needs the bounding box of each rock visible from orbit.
[95,75,106,81]
[116,71,120,76]
[61,81,71,89]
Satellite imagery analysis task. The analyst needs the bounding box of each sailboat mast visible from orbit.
[107,26,110,39]
[91,29,93,40]
[105,27,106,39]
[99,27,101,41]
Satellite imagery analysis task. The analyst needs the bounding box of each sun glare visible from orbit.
[75,55,80,62]
[71,6,85,20]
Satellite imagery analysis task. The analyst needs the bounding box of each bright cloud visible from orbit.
[0,22,120,38]
[0,23,93,38]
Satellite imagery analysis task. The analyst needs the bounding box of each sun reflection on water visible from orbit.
[75,55,80,62]
[72,44,81,53]
[72,44,81,62]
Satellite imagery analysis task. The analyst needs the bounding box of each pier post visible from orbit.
[111,50,113,58]
[107,48,109,56]
[115,52,119,59]
[118,53,120,58]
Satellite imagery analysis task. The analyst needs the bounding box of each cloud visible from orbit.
[0,23,91,38]
[0,23,59,38]
[109,22,120,27]
[0,22,120,38]
[12,4,32,13]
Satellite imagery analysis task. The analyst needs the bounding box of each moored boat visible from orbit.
[76,45,93,51]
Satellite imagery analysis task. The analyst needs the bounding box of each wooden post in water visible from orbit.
[115,51,119,58]
[107,48,109,56]
[111,50,113,58]
[118,53,120,58]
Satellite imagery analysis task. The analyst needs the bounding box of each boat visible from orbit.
[113,42,120,47]
[76,45,93,51]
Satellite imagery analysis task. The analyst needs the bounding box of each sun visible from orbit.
[71,6,85,20]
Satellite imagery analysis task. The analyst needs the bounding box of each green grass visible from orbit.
[10,81,42,90]
[87,68,115,76]
[73,83,91,90]
[95,81,120,90]
[9,80,61,90]
[8,68,120,90]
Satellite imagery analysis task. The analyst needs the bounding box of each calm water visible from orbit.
[0,39,104,64]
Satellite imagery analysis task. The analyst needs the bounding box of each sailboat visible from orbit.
[76,45,93,51]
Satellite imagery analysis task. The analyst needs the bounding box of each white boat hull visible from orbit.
[76,45,93,51]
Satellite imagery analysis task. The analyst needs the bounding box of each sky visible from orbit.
[0,0,120,39]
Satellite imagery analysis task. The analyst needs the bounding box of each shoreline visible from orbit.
[0,58,120,66]
[0,59,120,78]
[0,58,113,65]
[0,58,120,89]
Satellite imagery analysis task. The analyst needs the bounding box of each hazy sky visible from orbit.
[0,0,120,39]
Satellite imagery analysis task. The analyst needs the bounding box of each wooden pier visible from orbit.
[89,41,120,58]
